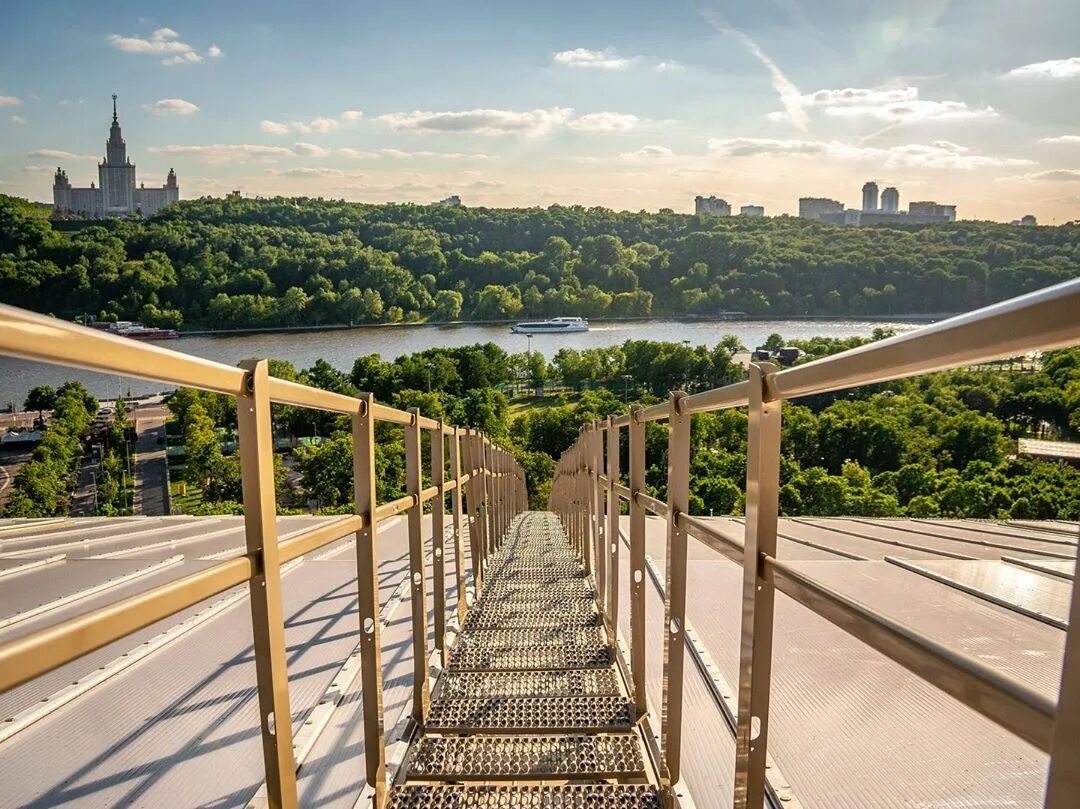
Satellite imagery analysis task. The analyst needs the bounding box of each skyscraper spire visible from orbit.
[112,94,118,123]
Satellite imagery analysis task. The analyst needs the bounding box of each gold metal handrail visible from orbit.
[549,277,1080,809]
[0,304,528,809]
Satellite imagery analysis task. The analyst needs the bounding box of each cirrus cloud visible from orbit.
[1004,169,1080,182]
[144,98,199,116]
[28,149,97,160]
[1040,135,1080,144]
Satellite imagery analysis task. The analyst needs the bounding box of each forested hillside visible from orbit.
[1,194,1077,328]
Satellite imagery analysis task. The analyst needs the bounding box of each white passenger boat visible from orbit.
[511,317,589,334]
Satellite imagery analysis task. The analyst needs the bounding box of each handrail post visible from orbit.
[733,363,782,809]
[405,408,429,725]
[237,359,298,809]
[629,405,647,717]
[449,427,467,622]
[593,423,606,606]
[431,422,447,665]
[606,417,621,631]
[1045,549,1080,807]
[352,393,387,808]
[660,390,690,789]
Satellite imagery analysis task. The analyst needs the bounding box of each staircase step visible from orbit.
[436,669,622,700]
[426,695,634,733]
[406,733,646,780]
[387,784,663,808]
[448,627,611,671]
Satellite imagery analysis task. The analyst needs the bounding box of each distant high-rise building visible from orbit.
[881,187,899,213]
[862,181,879,212]
[435,194,462,207]
[799,197,844,220]
[695,195,731,216]
[908,201,957,222]
[739,205,765,217]
[1020,214,1037,226]
[52,95,180,218]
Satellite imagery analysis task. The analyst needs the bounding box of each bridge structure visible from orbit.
[0,278,1078,808]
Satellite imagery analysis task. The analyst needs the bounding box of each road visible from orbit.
[0,448,32,510]
[133,416,169,516]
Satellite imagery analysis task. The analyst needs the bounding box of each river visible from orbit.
[0,317,928,404]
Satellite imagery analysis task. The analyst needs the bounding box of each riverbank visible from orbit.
[178,311,952,337]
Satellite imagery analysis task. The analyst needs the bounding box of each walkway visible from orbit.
[388,511,662,806]
[133,416,167,516]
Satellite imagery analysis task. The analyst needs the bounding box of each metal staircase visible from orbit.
[389,511,663,807]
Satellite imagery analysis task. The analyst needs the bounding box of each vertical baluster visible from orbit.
[352,393,386,808]
[733,363,782,809]
[405,408,429,725]
[593,423,606,607]
[449,427,467,622]
[660,391,690,787]
[237,359,297,809]
[430,423,447,666]
[606,417,621,630]
[628,405,647,718]
[1045,548,1080,808]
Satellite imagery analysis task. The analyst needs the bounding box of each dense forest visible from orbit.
[1,194,1078,328]
[4,335,1057,522]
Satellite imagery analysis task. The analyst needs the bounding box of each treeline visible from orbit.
[160,335,1079,521]
[2,193,1078,329]
[2,382,97,517]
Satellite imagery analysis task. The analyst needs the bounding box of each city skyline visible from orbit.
[1,0,1078,221]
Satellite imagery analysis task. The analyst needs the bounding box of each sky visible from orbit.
[1,0,1079,221]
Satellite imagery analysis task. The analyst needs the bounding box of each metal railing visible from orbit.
[0,304,527,809]
[549,278,1080,809]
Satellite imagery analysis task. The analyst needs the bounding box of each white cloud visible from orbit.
[790,86,996,124]
[376,107,573,136]
[341,110,363,121]
[706,137,1032,169]
[1040,135,1080,144]
[162,52,202,66]
[0,96,20,107]
[147,144,297,163]
[568,112,643,132]
[261,116,346,135]
[144,98,199,116]
[23,165,55,172]
[292,142,329,157]
[270,167,348,178]
[1008,57,1080,79]
[108,27,219,66]
[552,48,633,70]
[339,147,379,159]
[655,61,685,73]
[1005,169,1080,182]
[620,145,674,159]
[11,115,26,125]
[338,147,489,160]
[28,149,97,160]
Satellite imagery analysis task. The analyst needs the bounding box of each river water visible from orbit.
[0,317,927,404]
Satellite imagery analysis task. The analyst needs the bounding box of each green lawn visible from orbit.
[170,480,203,514]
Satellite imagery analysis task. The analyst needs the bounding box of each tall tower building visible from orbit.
[98,94,136,215]
[862,181,879,212]
[881,187,899,213]
[51,96,180,218]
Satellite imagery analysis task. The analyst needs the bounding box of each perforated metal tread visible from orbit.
[448,628,612,671]
[426,696,634,732]
[406,734,647,780]
[436,669,622,700]
[462,601,600,629]
[387,784,663,808]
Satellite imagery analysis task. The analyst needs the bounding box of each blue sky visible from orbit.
[1,0,1078,220]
